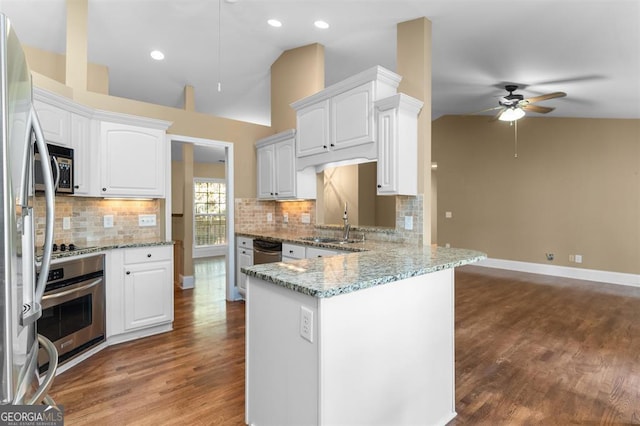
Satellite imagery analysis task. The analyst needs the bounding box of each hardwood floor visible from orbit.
[49,260,640,425]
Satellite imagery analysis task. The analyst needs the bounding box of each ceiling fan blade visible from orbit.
[523,104,554,114]
[468,105,503,115]
[525,91,567,104]
[489,108,505,122]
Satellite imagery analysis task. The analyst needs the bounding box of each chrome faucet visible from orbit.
[342,202,350,241]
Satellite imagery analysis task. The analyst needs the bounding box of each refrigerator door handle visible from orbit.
[26,335,58,405]
[51,155,60,190]
[30,107,55,304]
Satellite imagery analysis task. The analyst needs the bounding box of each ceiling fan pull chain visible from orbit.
[514,119,518,158]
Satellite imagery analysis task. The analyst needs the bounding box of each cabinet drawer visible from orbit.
[283,243,305,259]
[124,245,172,264]
[237,236,253,249]
[306,247,338,258]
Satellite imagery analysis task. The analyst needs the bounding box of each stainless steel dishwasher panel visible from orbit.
[252,239,282,264]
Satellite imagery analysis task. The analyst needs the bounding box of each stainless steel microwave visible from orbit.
[34,143,74,194]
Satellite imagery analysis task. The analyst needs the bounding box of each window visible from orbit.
[194,179,226,247]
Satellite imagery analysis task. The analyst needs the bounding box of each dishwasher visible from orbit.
[253,239,282,264]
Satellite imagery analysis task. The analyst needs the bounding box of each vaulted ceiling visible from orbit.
[2,0,639,127]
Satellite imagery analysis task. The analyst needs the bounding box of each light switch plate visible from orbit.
[404,215,413,230]
[301,213,311,224]
[103,215,114,228]
[445,211,453,219]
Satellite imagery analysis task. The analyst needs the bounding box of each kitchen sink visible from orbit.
[300,237,360,244]
[300,236,340,243]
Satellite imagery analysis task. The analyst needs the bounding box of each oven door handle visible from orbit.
[42,278,102,301]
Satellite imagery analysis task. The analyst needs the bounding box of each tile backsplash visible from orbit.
[235,195,423,245]
[34,196,161,247]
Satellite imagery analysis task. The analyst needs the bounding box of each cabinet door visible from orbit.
[376,107,398,194]
[33,101,71,146]
[236,247,253,296]
[274,138,296,198]
[296,100,330,157]
[123,260,173,331]
[256,144,275,199]
[331,83,374,150]
[100,122,166,197]
[70,114,94,195]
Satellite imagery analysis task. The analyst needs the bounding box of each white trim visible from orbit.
[478,258,640,287]
[193,245,227,258]
[180,274,195,289]
[168,134,236,301]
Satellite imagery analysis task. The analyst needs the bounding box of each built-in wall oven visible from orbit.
[37,254,105,372]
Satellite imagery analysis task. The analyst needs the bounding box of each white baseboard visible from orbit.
[477,258,640,288]
[180,274,195,289]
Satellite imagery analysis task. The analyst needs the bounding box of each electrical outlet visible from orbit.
[300,306,313,343]
[575,254,583,263]
[266,213,273,222]
[445,211,453,219]
[62,217,71,230]
[301,213,311,224]
[546,253,554,261]
[138,214,156,227]
[283,213,289,223]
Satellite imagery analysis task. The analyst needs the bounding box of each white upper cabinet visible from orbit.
[295,100,330,158]
[99,119,168,198]
[33,88,172,198]
[69,113,93,195]
[256,129,316,200]
[292,66,401,171]
[375,94,423,196]
[34,88,97,196]
[331,83,375,150]
[33,100,71,147]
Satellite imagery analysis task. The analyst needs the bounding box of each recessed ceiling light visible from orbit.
[150,50,165,61]
[314,20,329,29]
[267,19,282,28]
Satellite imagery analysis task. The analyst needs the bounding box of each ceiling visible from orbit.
[1,0,638,130]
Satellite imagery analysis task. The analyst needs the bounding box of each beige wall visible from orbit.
[24,45,109,94]
[271,43,325,133]
[433,115,640,274]
[397,18,432,244]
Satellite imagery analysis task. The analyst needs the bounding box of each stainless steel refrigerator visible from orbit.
[0,13,58,405]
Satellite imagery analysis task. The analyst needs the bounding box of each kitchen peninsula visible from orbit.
[241,233,485,426]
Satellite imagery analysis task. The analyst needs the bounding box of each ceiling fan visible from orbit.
[479,85,567,121]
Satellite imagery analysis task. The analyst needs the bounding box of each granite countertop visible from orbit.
[44,240,173,260]
[237,231,486,298]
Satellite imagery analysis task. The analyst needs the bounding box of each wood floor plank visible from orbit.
[49,259,640,425]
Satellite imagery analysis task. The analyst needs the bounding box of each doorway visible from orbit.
[167,135,238,302]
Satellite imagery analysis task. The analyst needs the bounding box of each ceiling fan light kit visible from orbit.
[499,107,525,122]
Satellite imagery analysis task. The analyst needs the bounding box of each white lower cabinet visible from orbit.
[106,245,174,343]
[236,237,254,297]
[306,247,338,258]
[282,243,306,262]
